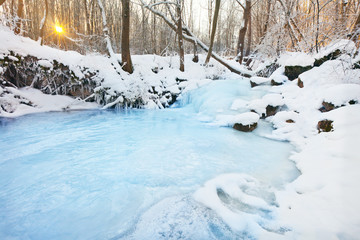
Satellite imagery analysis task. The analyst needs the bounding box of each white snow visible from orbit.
[322,83,360,106]
[0,87,98,117]
[250,76,270,85]
[38,59,53,69]
[214,112,259,126]
[278,52,315,67]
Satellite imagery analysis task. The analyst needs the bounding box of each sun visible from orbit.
[55,25,64,34]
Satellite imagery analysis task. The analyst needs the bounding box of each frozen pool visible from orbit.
[0,79,299,239]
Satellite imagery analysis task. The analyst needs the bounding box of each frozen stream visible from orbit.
[0,79,299,239]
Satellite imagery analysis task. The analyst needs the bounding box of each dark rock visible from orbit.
[314,49,341,67]
[250,81,258,88]
[175,77,187,83]
[353,61,360,69]
[271,79,283,86]
[266,105,279,117]
[298,78,304,88]
[233,122,257,132]
[317,120,333,133]
[284,65,312,81]
[256,63,280,78]
[320,101,335,112]
[286,119,295,123]
[349,100,357,105]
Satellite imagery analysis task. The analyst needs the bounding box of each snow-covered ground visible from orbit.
[1,25,360,239]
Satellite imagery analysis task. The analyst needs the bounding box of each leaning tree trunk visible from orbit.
[176,0,185,72]
[350,11,360,45]
[121,0,133,74]
[205,0,221,65]
[38,0,48,45]
[14,0,24,35]
[237,0,251,64]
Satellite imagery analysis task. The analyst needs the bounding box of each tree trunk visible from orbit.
[176,0,185,72]
[0,0,6,6]
[14,0,23,35]
[205,0,220,64]
[39,0,48,45]
[350,11,360,43]
[84,0,91,35]
[245,8,252,57]
[237,0,251,64]
[121,0,133,74]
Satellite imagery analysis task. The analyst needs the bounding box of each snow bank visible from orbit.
[0,86,98,117]
[278,52,315,67]
[214,112,259,126]
[322,83,360,106]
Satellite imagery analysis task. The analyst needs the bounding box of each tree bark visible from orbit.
[121,0,133,74]
[245,8,252,57]
[237,0,251,64]
[39,0,48,45]
[205,0,220,64]
[84,0,91,35]
[14,0,23,35]
[176,1,185,72]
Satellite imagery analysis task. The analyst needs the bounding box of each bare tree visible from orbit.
[205,0,221,64]
[121,0,133,74]
[176,0,185,71]
[14,0,23,35]
[38,0,48,45]
[236,0,251,64]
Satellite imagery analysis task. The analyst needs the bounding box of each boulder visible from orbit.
[284,65,312,81]
[233,122,257,132]
[297,78,304,88]
[314,49,341,67]
[317,120,333,133]
[266,105,280,117]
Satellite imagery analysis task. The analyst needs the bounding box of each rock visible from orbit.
[284,65,312,81]
[317,119,333,133]
[271,79,283,86]
[192,55,199,63]
[256,63,280,78]
[249,76,270,88]
[233,122,257,132]
[314,49,341,67]
[297,78,304,88]
[319,101,335,112]
[286,119,295,123]
[266,105,279,117]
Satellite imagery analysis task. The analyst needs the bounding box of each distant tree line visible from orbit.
[0,0,359,73]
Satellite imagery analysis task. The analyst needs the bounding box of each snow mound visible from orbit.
[250,76,271,85]
[0,87,98,117]
[194,173,288,239]
[322,84,360,106]
[314,39,356,59]
[278,52,314,67]
[248,94,284,115]
[37,59,53,69]
[214,112,259,126]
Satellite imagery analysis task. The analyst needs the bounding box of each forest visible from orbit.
[1,0,359,70]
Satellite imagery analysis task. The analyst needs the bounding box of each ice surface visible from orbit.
[0,80,298,239]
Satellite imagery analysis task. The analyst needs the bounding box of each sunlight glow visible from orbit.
[55,25,63,34]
